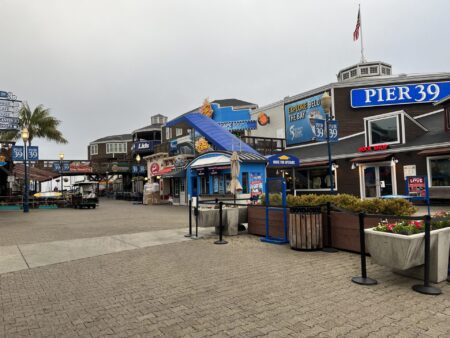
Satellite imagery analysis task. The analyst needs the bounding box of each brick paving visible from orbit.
[0,234,449,337]
[0,199,187,245]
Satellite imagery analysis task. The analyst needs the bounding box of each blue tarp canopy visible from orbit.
[166,113,259,154]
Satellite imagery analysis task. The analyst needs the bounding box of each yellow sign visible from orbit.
[200,98,214,118]
[278,155,289,160]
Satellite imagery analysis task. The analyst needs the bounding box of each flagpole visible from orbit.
[359,4,366,63]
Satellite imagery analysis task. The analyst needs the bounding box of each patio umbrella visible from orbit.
[229,151,242,204]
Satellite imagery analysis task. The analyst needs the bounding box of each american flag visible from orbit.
[353,8,361,41]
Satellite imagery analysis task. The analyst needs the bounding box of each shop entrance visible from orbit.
[179,179,186,205]
[360,162,396,198]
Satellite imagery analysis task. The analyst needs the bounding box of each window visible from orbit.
[368,116,400,145]
[90,144,98,155]
[242,172,249,194]
[370,66,378,74]
[381,67,387,75]
[360,67,368,75]
[350,69,357,77]
[106,142,127,154]
[200,175,210,194]
[165,128,172,140]
[428,156,450,187]
[294,167,337,191]
[386,68,391,75]
[176,128,183,137]
[343,72,349,80]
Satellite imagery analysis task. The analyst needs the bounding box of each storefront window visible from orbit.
[295,167,336,190]
[429,157,450,187]
[368,116,399,145]
[200,175,209,194]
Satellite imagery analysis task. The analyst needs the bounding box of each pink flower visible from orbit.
[412,221,423,229]
[387,224,396,231]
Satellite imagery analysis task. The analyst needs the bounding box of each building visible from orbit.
[250,61,450,200]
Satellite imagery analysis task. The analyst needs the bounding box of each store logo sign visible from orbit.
[358,144,389,152]
[351,81,450,108]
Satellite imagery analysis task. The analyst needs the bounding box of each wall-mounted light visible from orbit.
[332,163,339,170]
[351,163,358,170]
[391,157,398,166]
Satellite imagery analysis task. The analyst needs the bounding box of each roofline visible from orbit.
[90,138,132,145]
[337,61,392,75]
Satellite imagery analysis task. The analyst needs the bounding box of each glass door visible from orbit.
[363,167,377,198]
[361,163,396,198]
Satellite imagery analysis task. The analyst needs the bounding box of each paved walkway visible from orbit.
[0,227,215,274]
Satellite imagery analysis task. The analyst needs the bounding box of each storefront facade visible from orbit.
[186,151,266,200]
[251,62,450,199]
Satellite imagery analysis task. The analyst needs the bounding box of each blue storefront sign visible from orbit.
[52,161,70,172]
[12,146,39,161]
[284,94,327,146]
[351,81,450,108]
[131,141,159,153]
[312,119,339,142]
[267,154,300,167]
[218,120,257,132]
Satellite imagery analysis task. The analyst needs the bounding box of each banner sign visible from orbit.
[351,81,450,108]
[132,165,147,174]
[311,119,339,142]
[406,176,428,199]
[12,146,39,161]
[69,162,92,173]
[284,94,327,146]
[218,120,257,132]
[267,154,300,167]
[250,172,263,197]
[52,161,70,172]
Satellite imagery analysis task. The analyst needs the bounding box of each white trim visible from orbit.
[106,142,127,154]
[359,161,397,199]
[403,113,428,131]
[414,109,444,119]
[427,155,450,187]
[89,144,98,156]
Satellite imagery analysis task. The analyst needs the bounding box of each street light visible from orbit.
[321,91,335,194]
[135,154,141,193]
[59,152,64,193]
[22,128,29,213]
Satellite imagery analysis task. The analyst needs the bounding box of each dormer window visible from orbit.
[368,115,400,146]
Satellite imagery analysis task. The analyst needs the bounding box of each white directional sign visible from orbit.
[0,90,20,130]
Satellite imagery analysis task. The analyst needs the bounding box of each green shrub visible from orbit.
[258,193,416,216]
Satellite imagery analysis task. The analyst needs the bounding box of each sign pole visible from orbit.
[23,143,29,213]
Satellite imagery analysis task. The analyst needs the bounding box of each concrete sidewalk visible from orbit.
[0,227,215,274]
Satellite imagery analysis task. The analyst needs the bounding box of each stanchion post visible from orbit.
[323,202,338,253]
[214,201,227,245]
[185,199,192,237]
[195,198,199,238]
[412,215,441,295]
[352,213,377,285]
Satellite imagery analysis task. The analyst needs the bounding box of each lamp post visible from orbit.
[59,152,64,193]
[135,154,141,193]
[22,128,29,213]
[105,171,109,196]
[321,92,334,194]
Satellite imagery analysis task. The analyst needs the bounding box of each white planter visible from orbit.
[215,207,239,236]
[365,227,450,283]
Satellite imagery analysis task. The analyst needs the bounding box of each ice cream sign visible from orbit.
[267,154,300,167]
[351,81,450,108]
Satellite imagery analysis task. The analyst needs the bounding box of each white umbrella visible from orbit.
[229,152,242,202]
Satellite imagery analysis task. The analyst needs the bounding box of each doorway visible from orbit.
[360,162,396,198]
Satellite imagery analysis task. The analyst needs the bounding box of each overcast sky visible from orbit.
[1,0,449,159]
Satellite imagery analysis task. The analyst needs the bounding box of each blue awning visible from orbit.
[166,113,259,155]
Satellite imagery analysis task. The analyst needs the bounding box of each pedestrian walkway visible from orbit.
[0,227,214,274]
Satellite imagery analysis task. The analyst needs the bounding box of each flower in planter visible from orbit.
[375,212,449,235]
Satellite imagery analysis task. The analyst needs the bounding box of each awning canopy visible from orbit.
[417,147,450,156]
[154,166,174,176]
[350,154,390,163]
[12,164,59,182]
[299,160,329,168]
[190,155,231,168]
[162,169,186,178]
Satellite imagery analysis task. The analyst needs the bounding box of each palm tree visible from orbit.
[0,102,68,145]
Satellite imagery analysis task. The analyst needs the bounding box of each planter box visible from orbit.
[248,205,290,239]
[289,213,323,250]
[365,227,450,283]
[215,207,239,236]
[328,211,379,253]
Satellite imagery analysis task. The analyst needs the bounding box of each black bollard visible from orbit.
[194,202,199,239]
[412,215,441,295]
[185,199,192,237]
[352,213,377,285]
[323,202,338,253]
[214,202,228,245]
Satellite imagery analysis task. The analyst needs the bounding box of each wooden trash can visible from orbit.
[289,206,323,250]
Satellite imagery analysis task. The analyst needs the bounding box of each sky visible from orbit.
[1,0,449,159]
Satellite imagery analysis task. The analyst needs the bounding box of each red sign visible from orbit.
[69,162,93,173]
[150,163,160,176]
[358,144,389,152]
[407,176,426,198]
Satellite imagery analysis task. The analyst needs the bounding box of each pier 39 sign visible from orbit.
[351,81,450,108]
